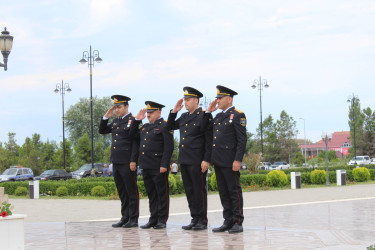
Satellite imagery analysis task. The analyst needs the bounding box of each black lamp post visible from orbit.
[199,96,211,110]
[252,76,269,157]
[0,27,13,71]
[79,46,102,171]
[347,94,357,160]
[54,81,72,169]
[322,132,331,186]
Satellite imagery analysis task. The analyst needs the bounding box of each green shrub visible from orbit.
[56,186,68,196]
[352,167,370,182]
[14,186,28,196]
[137,181,147,197]
[168,174,177,194]
[210,172,218,191]
[91,186,107,196]
[175,178,185,194]
[240,174,267,186]
[266,170,288,187]
[310,170,327,184]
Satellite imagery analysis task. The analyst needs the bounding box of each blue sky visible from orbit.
[1,0,375,145]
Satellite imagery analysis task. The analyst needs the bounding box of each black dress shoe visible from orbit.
[153,222,166,229]
[212,223,232,232]
[192,223,207,231]
[112,219,128,228]
[122,221,138,228]
[228,223,243,234]
[140,221,157,229]
[182,222,196,230]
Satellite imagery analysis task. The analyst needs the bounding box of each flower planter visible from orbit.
[0,214,26,250]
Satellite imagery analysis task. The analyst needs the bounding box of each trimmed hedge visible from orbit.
[311,170,327,184]
[56,186,68,196]
[1,166,374,197]
[353,167,370,182]
[266,170,288,187]
[91,186,107,196]
[14,186,28,196]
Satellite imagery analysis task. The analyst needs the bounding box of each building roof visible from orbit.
[299,131,351,149]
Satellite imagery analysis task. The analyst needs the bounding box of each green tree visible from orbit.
[259,115,280,163]
[293,151,304,165]
[65,96,112,147]
[170,138,179,163]
[317,150,338,163]
[53,139,74,171]
[275,110,299,164]
[41,140,58,170]
[360,107,375,156]
[18,134,44,175]
[74,133,91,167]
[348,96,364,156]
[102,145,111,163]
[0,133,20,171]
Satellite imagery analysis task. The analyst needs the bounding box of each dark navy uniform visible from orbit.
[133,101,174,228]
[166,87,212,228]
[99,95,140,225]
[205,86,247,230]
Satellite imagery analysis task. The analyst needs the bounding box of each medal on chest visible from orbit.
[127,119,132,128]
[229,114,234,123]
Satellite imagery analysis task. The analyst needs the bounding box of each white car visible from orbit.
[371,158,375,164]
[348,156,371,165]
[270,162,290,170]
[257,162,272,170]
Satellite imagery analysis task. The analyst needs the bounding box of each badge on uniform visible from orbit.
[127,119,132,128]
[240,118,246,126]
[229,114,234,123]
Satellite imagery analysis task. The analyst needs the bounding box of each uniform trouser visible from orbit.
[181,164,208,225]
[142,169,170,224]
[113,163,139,223]
[214,165,244,225]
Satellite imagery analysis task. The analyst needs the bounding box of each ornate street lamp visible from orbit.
[252,76,269,157]
[79,46,102,171]
[54,81,72,169]
[322,132,332,186]
[347,94,357,160]
[0,27,14,71]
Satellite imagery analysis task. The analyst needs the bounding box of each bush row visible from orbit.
[2,168,374,196]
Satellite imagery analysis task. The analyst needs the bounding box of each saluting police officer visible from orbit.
[204,85,247,234]
[133,101,174,229]
[99,95,140,228]
[166,87,212,230]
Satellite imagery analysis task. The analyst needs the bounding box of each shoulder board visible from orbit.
[234,109,243,113]
[163,120,167,122]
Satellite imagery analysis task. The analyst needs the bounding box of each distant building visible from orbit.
[298,131,351,159]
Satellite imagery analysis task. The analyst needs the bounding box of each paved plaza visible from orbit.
[10,184,375,249]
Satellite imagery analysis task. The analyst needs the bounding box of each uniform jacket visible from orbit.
[204,107,247,167]
[166,107,213,165]
[133,118,174,170]
[99,114,139,164]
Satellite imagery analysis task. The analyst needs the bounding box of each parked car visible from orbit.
[34,169,72,181]
[270,162,290,170]
[0,167,34,183]
[257,162,272,170]
[348,156,371,165]
[71,163,105,179]
[240,162,247,170]
[371,158,375,164]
